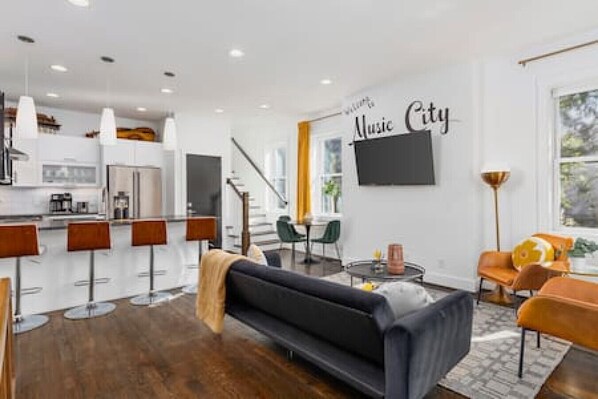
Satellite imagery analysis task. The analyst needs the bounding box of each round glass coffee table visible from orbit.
[345,260,425,287]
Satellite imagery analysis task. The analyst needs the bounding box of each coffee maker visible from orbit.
[49,193,73,214]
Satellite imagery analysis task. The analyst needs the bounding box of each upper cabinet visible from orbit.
[102,139,163,168]
[38,135,100,164]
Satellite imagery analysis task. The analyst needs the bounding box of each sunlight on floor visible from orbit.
[472,330,520,343]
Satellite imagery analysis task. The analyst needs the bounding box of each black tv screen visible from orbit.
[354,131,435,185]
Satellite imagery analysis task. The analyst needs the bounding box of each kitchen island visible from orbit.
[0,215,215,314]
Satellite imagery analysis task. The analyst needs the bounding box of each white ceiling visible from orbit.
[2,0,598,122]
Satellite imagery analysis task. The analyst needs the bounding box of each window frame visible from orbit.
[552,83,598,234]
[311,132,343,217]
[264,142,288,213]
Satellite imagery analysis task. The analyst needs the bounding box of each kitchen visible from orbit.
[0,91,220,319]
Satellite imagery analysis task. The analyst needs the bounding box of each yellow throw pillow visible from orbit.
[512,237,555,271]
[247,244,268,266]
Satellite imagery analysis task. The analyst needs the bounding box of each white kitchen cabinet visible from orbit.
[38,134,100,164]
[101,139,136,166]
[11,138,39,186]
[134,141,163,168]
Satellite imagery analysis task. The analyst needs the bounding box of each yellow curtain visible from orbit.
[296,121,311,222]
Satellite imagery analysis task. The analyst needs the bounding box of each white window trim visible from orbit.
[264,141,288,213]
[548,80,598,237]
[311,131,343,218]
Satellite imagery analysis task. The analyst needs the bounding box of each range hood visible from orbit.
[7,146,29,162]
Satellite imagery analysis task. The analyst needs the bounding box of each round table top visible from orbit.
[345,260,425,282]
[543,260,598,277]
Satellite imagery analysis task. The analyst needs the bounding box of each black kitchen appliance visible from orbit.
[49,193,73,214]
[0,91,9,185]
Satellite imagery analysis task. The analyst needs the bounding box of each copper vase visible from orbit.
[387,244,405,275]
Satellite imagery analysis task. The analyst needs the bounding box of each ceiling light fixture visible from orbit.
[229,49,245,58]
[163,116,177,151]
[67,0,90,7]
[16,35,38,140]
[50,64,68,73]
[215,108,224,114]
[99,56,117,146]
[259,104,271,110]
[46,93,60,98]
[320,78,333,85]
[136,107,147,112]
[164,71,175,78]
[161,88,173,94]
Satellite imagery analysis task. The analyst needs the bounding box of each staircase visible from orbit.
[225,173,281,253]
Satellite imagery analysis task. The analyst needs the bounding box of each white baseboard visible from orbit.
[424,272,477,292]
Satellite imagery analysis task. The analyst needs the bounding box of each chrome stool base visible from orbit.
[13,314,49,334]
[182,284,198,295]
[64,302,116,320]
[130,291,173,306]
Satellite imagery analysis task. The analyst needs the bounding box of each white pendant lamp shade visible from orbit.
[163,117,177,151]
[15,96,39,139]
[99,108,117,146]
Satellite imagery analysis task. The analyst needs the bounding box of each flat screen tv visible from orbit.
[354,131,435,185]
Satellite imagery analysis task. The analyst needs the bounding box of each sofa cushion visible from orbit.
[376,282,435,319]
[227,260,394,366]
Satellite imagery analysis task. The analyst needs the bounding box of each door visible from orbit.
[186,154,222,247]
[107,166,135,219]
[137,167,162,218]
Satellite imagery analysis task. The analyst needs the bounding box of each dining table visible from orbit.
[292,220,327,264]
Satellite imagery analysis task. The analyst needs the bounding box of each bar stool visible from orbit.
[130,220,173,305]
[0,225,48,334]
[182,217,217,295]
[64,222,116,320]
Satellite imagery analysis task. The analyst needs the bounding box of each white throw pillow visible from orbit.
[376,282,434,319]
[247,244,268,266]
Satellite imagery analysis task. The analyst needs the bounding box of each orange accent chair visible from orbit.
[477,233,574,306]
[517,276,598,377]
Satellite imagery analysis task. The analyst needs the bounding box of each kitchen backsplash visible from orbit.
[0,186,100,215]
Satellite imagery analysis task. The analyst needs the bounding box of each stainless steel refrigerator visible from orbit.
[107,165,162,219]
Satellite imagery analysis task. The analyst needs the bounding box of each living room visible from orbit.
[1,1,598,398]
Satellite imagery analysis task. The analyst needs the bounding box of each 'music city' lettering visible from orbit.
[405,101,449,135]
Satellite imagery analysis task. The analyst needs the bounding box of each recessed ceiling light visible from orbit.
[164,71,175,77]
[320,78,333,85]
[67,0,90,7]
[50,64,68,72]
[259,104,271,110]
[17,35,35,44]
[136,107,147,112]
[229,49,245,58]
[215,108,224,114]
[46,93,60,98]
[161,88,174,94]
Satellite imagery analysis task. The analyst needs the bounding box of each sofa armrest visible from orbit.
[518,295,598,351]
[264,251,282,268]
[384,291,473,399]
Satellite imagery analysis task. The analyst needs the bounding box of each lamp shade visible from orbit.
[99,108,117,146]
[163,117,177,151]
[15,96,39,139]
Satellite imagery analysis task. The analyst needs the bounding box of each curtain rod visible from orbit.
[518,39,598,67]
[307,111,342,124]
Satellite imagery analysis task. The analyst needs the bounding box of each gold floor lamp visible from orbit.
[481,166,511,304]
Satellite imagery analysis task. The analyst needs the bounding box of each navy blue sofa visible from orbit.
[225,253,473,399]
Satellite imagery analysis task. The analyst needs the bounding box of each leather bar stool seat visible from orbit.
[182,217,217,295]
[130,220,173,306]
[0,225,48,334]
[64,222,116,320]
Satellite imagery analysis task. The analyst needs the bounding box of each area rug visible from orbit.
[322,272,571,399]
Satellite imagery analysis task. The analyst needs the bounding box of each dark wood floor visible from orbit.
[15,250,598,398]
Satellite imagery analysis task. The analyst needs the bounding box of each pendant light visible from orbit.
[162,115,177,151]
[99,56,117,146]
[162,71,177,151]
[15,35,38,139]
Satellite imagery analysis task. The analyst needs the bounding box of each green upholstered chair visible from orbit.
[278,215,305,238]
[276,220,306,259]
[311,220,341,260]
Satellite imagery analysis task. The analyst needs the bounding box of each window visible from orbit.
[264,144,287,211]
[313,135,342,215]
[555,87,598,229]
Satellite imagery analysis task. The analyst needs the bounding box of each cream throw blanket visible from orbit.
[195,249,246,334]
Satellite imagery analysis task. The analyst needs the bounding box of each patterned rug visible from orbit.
[322,272,571,399]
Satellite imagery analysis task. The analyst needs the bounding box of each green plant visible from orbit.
[323,179,341,199]
[568,237,598,258]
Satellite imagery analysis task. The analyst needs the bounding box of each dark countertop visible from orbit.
[0,215,215,231]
